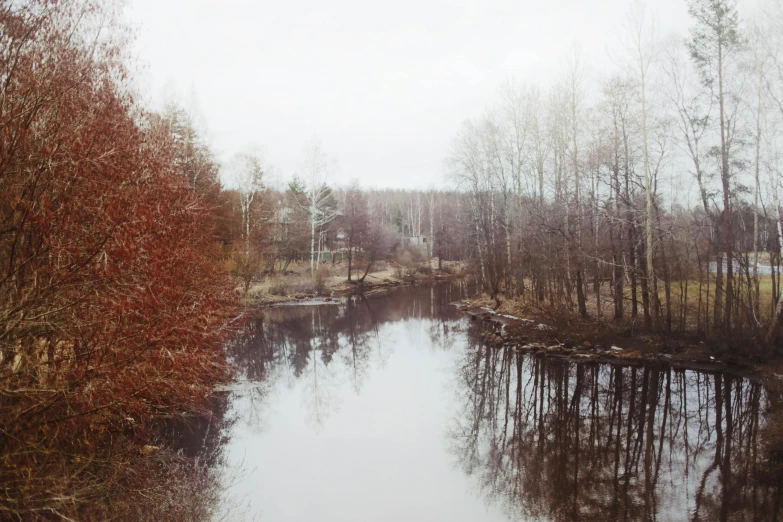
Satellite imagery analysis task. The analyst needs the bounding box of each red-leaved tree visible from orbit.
[0,1,237,518]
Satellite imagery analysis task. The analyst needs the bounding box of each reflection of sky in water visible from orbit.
[211,281,780,522]
[218,282,508,521]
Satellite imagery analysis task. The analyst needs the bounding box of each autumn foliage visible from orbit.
[0,1,237,518]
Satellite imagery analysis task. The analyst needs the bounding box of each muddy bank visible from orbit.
[459,296,783,483]
[458,297,783,384]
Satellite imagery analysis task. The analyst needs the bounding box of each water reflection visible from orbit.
[225,281,471,429]
[450,338,782,521]
[210,281,780,522]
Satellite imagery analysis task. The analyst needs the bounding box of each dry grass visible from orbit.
[512,273,781,330]
[242,258,463,303]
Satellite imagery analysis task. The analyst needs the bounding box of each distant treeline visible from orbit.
[224,171,472,285]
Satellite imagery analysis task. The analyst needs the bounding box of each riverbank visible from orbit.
[459,295,783,384]
[461,293,783,484]
[244,261,465,306]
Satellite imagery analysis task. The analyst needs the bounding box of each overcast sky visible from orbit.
[125,0,712,189]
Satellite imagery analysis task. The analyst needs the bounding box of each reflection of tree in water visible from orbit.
[449,338,782,522]
[302,306,342,427]
[160,392,234,466]
[142,390,241,521]
[152,281,473,519]
[338,297,376,393]
[224,312,286,431]
[226,280,471,428]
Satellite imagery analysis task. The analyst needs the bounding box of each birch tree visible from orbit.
[228,149,265,256]
[299,140,338,277]
[624,0,660,327]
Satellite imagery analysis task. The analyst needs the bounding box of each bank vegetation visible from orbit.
[445,0,783,353]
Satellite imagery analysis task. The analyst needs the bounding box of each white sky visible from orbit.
[125,0,709,189]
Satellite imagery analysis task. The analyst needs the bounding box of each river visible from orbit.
[191,281,782,521]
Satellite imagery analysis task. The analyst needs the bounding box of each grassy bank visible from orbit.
[242,259,465,305]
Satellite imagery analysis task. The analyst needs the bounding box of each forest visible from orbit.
[442,0,783,347]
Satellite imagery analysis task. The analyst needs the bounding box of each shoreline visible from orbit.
[458,299,783,386]
[248,270,465,307]
[246,275,783,386]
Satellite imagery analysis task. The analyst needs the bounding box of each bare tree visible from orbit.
[357,223,397,283]
[687,0,745,332]
[227,148,265,256]
[624,0,661,327]
[341,186,370,282]
[746,23,771,325]
[298,140,338,277]
[563,47,589,317]
[761,1,783,340]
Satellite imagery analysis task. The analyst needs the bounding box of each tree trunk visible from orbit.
[576,268,587,318]
[640,50,658,331]
[347,243,352,282]
[640,241,651,329]
[310,208,316,277]
[627,234,637,321]
[714,249,724,329]
[766,210,783,343]
[718,43,734,334]
[753,74,763,322]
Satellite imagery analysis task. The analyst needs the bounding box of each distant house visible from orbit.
[270,205,294,243]
[270,204,346,263]
[401,234,429,254]
[277,206,294,224]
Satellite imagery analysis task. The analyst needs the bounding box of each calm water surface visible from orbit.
[203,281,781,521]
